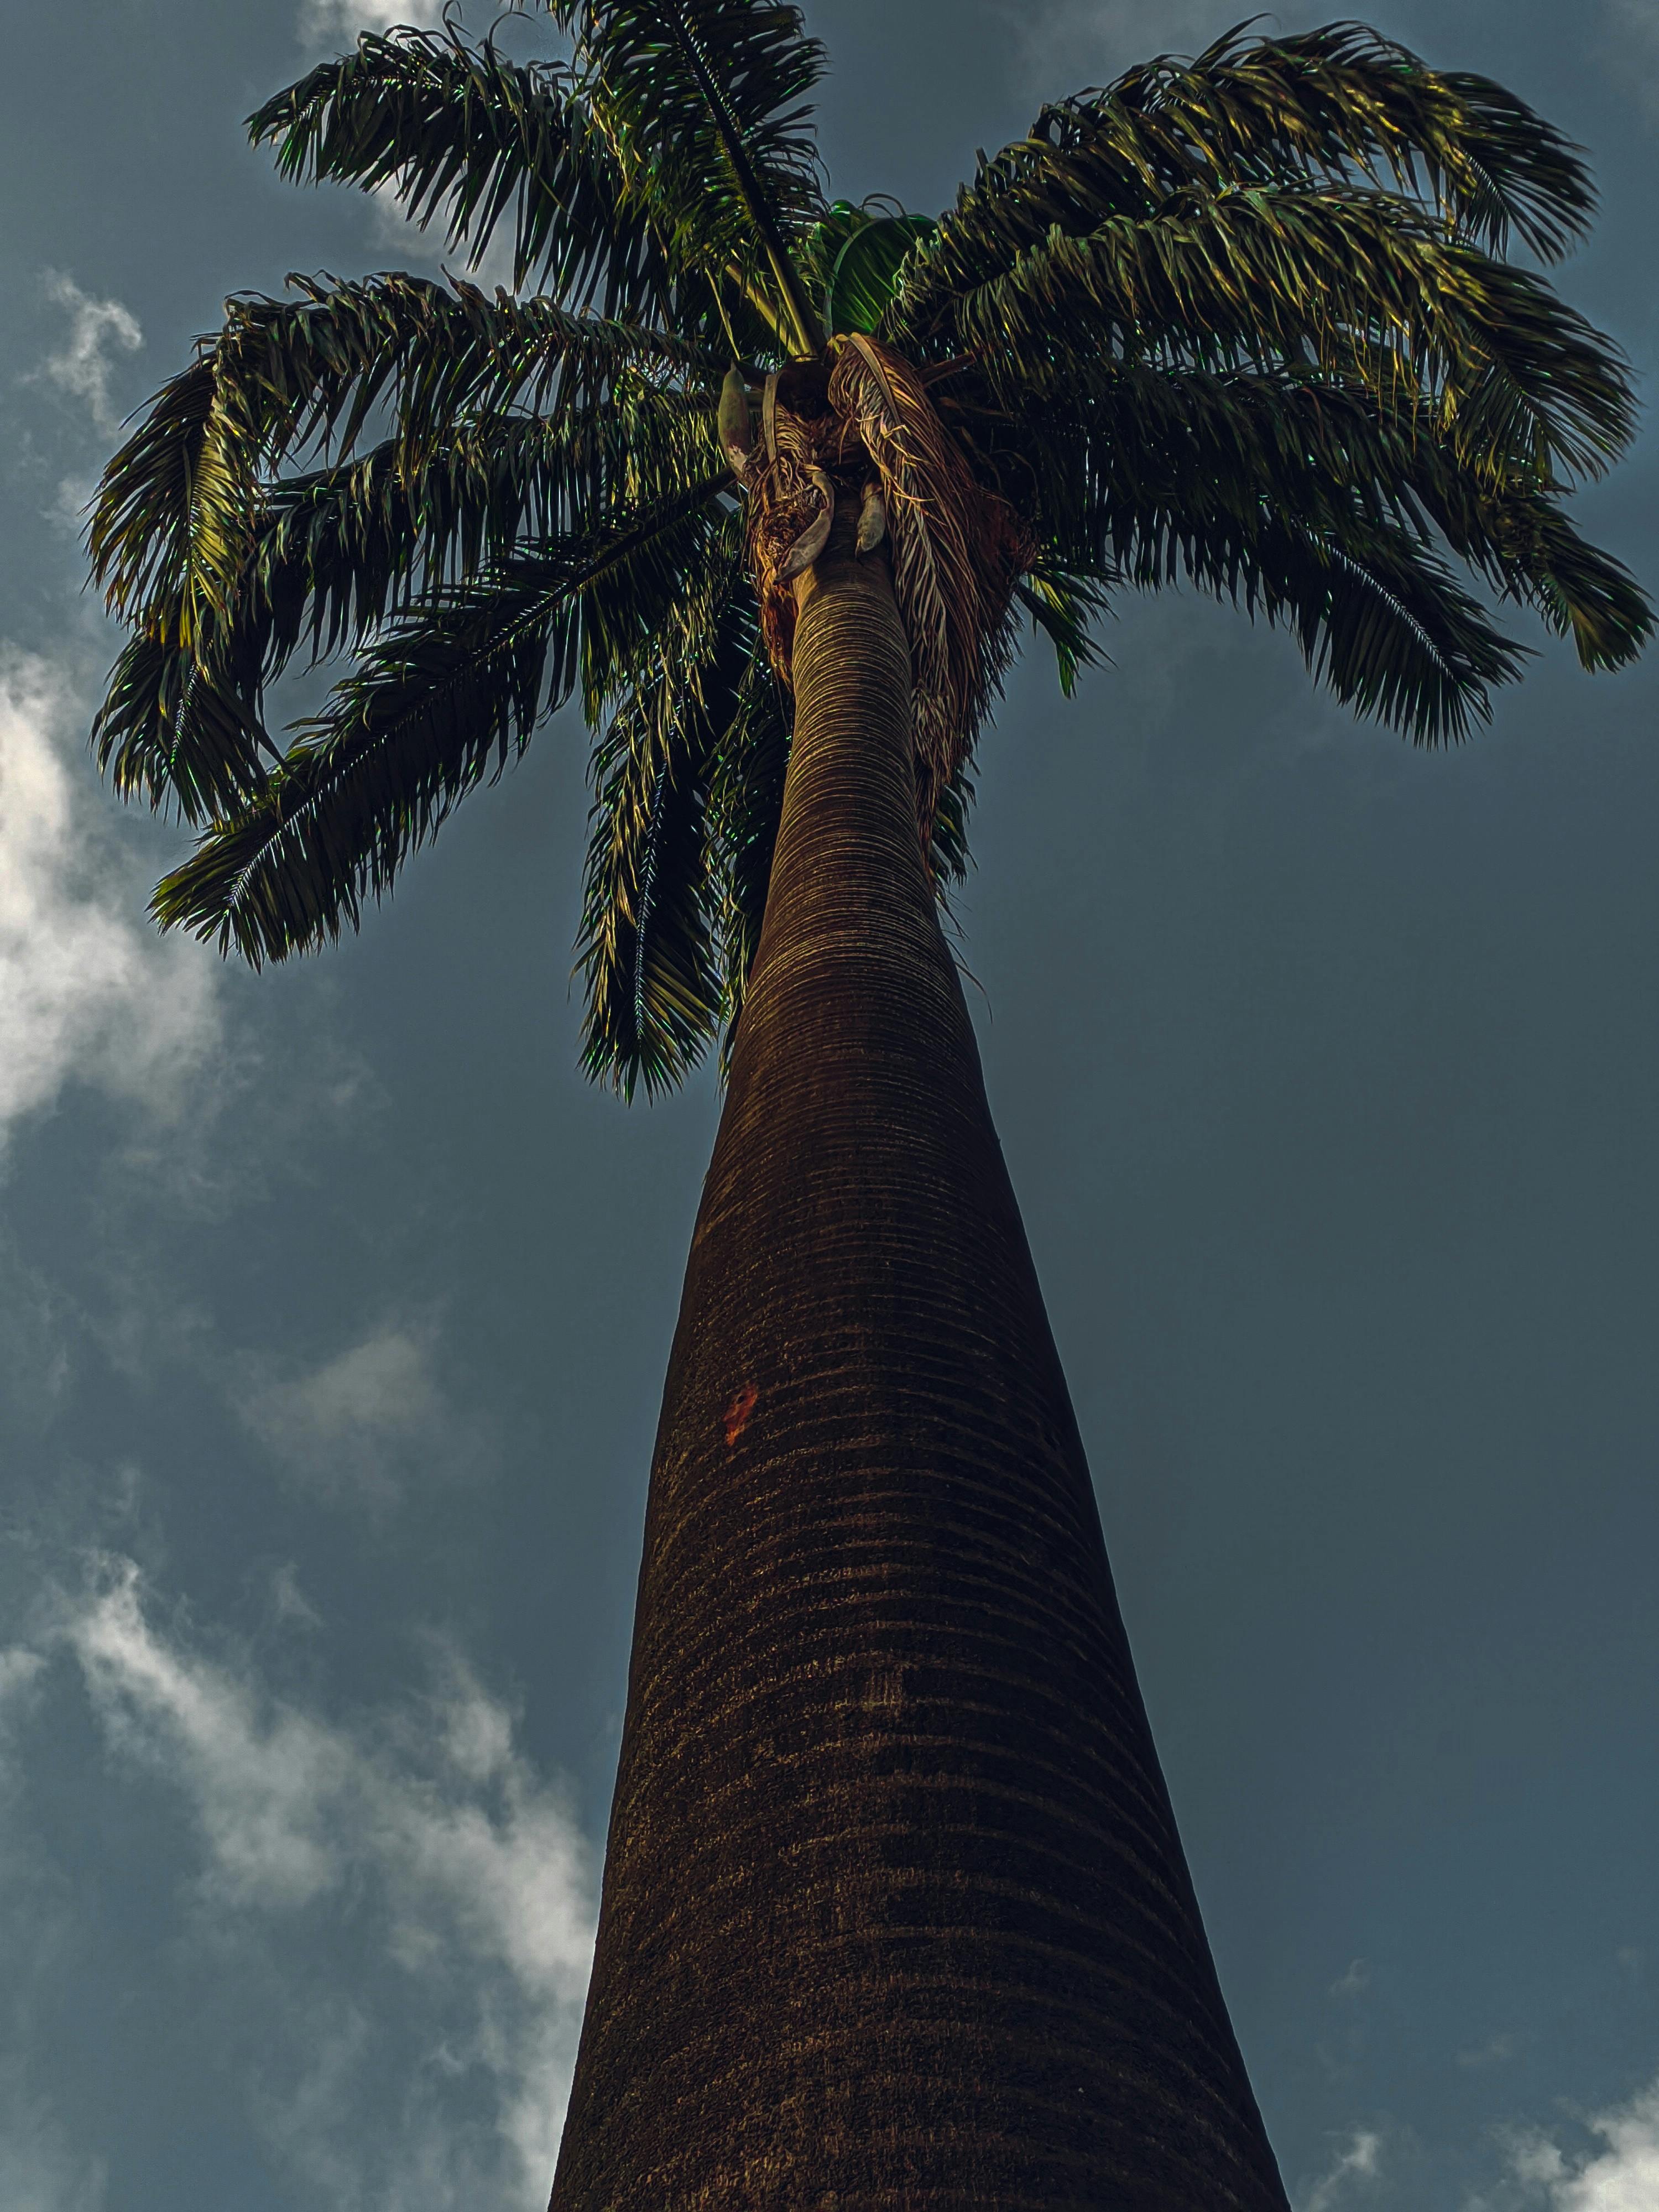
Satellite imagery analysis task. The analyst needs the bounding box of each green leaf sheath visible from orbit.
[826,214,936,336]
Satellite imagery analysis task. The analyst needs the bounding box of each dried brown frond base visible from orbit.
[744,336,1031,855]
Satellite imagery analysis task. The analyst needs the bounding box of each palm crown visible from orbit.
[88,3,1650,1095]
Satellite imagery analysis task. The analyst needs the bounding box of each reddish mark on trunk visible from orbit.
[723,1381,759,1447]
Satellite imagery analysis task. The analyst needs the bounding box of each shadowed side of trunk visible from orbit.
[551,511,1289,2210]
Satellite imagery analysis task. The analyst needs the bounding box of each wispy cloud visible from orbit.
[1302,2128,1384,2212]
[1007,0,1314,91]
[50,1558,594,2208]
[232,1318,488,1503]
[1459,2033,1520,2071]
[0,2067,105,2212]
[0,1651,47,1724]
[0,651,220,1157]
[36,273,142,436]
[1600,0,1659,117]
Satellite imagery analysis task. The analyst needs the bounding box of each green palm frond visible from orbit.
[1096,22,1597,259]
[1008,361,1648,696]
[153,481,726,962]
[92,631,278,823]
[249,25,679,320]
[95,412,589,820]
[928,184,1632,488]
[92,353,716,824]
[1264,514,1524,742]
[554,0,827,351]
[1018,560,1115,697]
[896,20,1596,348]
[1117,491,1521,741]
[88,273,712,640]
[1468,495,1652,672]
[579,524,754,1095]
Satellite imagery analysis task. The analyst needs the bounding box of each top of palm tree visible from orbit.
[86,4,1650,1095]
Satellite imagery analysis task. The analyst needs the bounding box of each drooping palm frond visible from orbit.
[1004,367,1524,739]
[695,650,783,1031]
[1001,359,1649,702]
[578,520,755,1094]
[1467,494,1652,673]
[926,184,1634,488]
[1091,20,1597,259]
[249,26,675,316]
[894,20,1599,353]
[552,0,828,352]
[1253,513,1525,742]
[95,410,593,818]
[1018,559,1115,698]
[858,25,1646,776]
[1022,363,1655,664]
[89,274,712,634]
[153,481,726,962]
[92,317,714,825]
[92,631,279,825]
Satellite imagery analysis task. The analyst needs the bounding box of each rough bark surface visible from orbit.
[550,514,1290,2210]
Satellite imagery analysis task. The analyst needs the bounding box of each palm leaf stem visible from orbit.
[653,0,826,353]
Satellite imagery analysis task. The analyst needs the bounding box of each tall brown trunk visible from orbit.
[550,512,1289,2210]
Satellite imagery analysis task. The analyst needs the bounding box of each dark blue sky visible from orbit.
[0,4,1655,2208]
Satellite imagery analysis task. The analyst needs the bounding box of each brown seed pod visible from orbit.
[777,467,836,580]
[718,366,755,482]
[855,477,888,554]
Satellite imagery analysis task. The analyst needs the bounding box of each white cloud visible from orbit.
[70,1561,351,1906]
[300,0,445,45]
[38,273,142,435]
[1331,1958,1371,1999]
[1303,2129,1384,2212]
[55,1559,594,2208]
[233,1319,486,1502]
[0,651,220,1156]
[245,1323,442,1448]
[1505,2080,1659,2212]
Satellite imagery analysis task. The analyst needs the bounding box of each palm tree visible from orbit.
[88,7,1647,2204]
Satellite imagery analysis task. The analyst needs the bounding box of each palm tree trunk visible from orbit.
[550,507,1289,2211]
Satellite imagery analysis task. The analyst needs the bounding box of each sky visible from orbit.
[0,2,1655,2209]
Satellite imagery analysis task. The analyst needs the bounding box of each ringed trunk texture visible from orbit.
[551,515,1289,2211]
